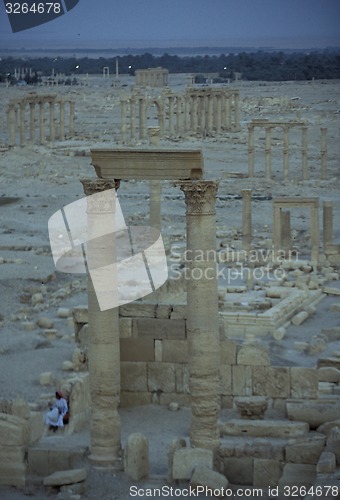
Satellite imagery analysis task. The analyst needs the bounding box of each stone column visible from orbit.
[280,210,291,257]
[241,189,252,252]
[139,97,147,140]
[216,95,222,134]
[234,91,240,131]
[179,181,220,450]
[39,102,46,144]
[225,94,231,131]
[248,125,255,177]
[69,101,75,136]
[323,200,333,249]
[272,203,282,257]
[184,96,190,132]
[168,96,174,135]
[310,203,320,263]
[176,96,182,134]
[265,126,272,180]
[121,98,127,144]
[302,125,308,180]
[283,126,290,180]
[7,105,16,146]
[150,180,161,231]
[29,102,35,143]
[207,94,213,134]
[192,96,198,132]
[199,95,206,135]
[49,101,55,142]
[320,127,327,179]
[148,127,160,146]
[129,97,136,141]
[19,102,26,147]
[80,178,122,468]
[59,101,65,140]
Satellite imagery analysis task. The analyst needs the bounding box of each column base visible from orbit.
[88,452,123,471]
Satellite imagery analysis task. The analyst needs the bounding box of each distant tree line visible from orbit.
[1,50,340,82]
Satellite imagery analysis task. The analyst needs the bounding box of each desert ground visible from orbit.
[0,74,339,499]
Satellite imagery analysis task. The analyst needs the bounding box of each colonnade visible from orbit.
[6,94,75,146]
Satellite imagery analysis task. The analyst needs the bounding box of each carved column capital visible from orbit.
[178,180,218,216]
[81,178,120,196]
[80,178,120,213]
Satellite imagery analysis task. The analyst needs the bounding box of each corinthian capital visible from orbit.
[178,180,218,216]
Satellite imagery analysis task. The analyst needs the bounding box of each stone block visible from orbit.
[11,397,31,419]
[167,437,186,482]
[147,362,176,393]
[232,365,246,396]
[322,327,340,342]
[27,447,49,476]
[278,464,316,487]
[220,419,309,438]
[43,468,87,486]
[76,324,89,347]
[323,286,340,296]
[72,305,88,324]
[317,419,340,435]
[287,400,340,429]
[291,311,309,326]
[172,448,213,480]
[39,371,54,386]
[290,367,318,399]
[120,338,154,362]
[190,465,229,491]
[318,367,340,383]
[316,451,336,473]
[124,433,148,481]
[156,304,172,319]
[28,412,44,444]
[317,357,340,369]
[326,427,340,464]
[135,318,186,340]
[170,305,187,320]
[57,308,71,318]
[159,393,191,407]
[0,414,30,446]
[285,434,326,464]
[220,340,237,365]
[0,463,26,487]
[120,392,152,408]
[120,362,147,392]
[119,318,133,339]
[219,365,232,396]
[253,458,281,487]
[154,340,162,362]
[237,343,270,366]
[119,302,156,318]
[252,366,290,398]
[162,340,188,363]
[220,457,253,485]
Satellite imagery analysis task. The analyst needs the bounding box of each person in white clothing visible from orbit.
[45,391,68,432]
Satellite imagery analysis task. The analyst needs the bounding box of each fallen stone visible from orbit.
[37,317,54,329]
[43,468,87,486]
[169,402,179,412]
[316,451,336,473]
[190,465,228,492]
[124,433,148,481]
[172,448,213,480]
[318,367,340,383]
[237,344,270,366]
[220,419,309,438]
[62,361,74,371]
[330,303,340,313]
[57,308,71,319]
[11,397,31,419]
[323,286,340,296]
[326,428,340,464]
[39,372,54,386]
[285,434,326,464]
[321,327,340,342]
[291,311,308,326]
[32,293,44,305]
[286,400,340,429]
[273,327,286,340]
[167,437,186,483]
[317,420,340,435]
[278,464,316,487]
[234,396,268,420]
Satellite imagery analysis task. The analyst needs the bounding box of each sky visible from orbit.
[1,0,340,49]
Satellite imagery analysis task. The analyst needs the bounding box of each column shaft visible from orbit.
[241,190,252,252]
[265,127,272,180]
[302,126,308,180]
[20,103,26,146]
[248,126,255,177]
[321,127,327,180]
[283,126,289,180]
[323,200,333,249]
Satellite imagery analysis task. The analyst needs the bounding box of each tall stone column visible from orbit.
[265,126,272,180]
[310,203,320,263]
[130,97,136,141]
[302,125,308,180]
[225,94,231,131]
[192,96,198,132]
[216,95,222,134]
[59,101,65,140]
[248,125,255,177]
[29,102,35,143]
[7,105,16,146]
[184,96,190,133]
[19,103,26,147]
[80,178,122,468]
[199,95,206,135]
[168,96,174,135]
[139,97,147,140]
[121,98,127,144]
[320,127,327,179]
[39,102,46,144]
[323,200,333,249]
[241,189,252,252]
[49,102,55,142]
[176,96,182,134]
[179,181,220,450]
[283,126,290,180]
[69,101,75,136]
[280,210,291,257]
[207,94,213,134]
[234,91,240,131]
[272,204,282,257]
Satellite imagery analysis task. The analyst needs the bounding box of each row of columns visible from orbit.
[135,68,169,87]
[248,121,309,181]
[120,88,240,143]
[80,176,220,465]
[241,192,334,261]
[7,97,75,146]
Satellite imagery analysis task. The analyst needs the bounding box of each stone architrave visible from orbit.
[179,181,220,450]
[80,178,122,468]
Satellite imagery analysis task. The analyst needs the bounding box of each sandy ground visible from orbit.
[0,75,339,498]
